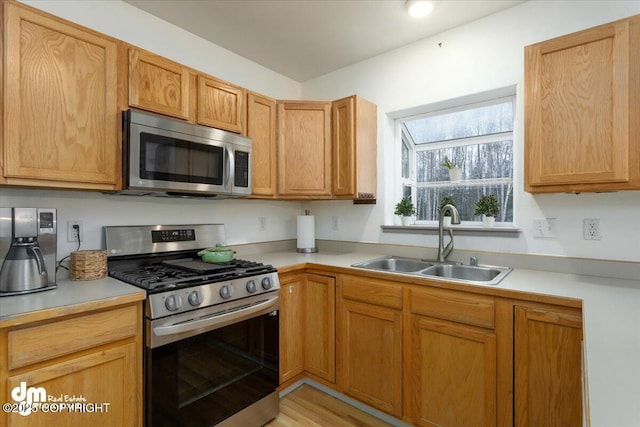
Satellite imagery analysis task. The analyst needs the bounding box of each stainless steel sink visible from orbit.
[351,256,511,286]
[419,264,510,284]
[351,256,434,273]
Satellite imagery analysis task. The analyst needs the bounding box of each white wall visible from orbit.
[19,0,301,99]
[5,1,640,263]
[302,0,640,263]
[4,1,304,259]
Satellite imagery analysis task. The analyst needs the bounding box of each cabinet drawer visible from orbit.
[342,275,402,309]
[410,287,494,329]
[8,305,138,370]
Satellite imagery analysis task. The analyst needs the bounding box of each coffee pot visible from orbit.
[0,208,57,296]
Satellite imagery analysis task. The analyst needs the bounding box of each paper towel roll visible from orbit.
[297,215,318,253]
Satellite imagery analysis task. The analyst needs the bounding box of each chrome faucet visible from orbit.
[437,204,461,262]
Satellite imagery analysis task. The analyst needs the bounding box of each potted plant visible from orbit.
[438,195,457,227]
[394,196,416,226]
[441,157,462,181]
[474,194,500,227]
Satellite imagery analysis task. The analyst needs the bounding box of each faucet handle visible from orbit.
[470,256,478,266]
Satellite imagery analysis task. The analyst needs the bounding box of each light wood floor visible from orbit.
[265,385,393,427]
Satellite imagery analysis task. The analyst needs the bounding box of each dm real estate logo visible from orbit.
[4,382,111,417]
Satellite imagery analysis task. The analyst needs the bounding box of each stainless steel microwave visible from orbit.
[119,109,252,198]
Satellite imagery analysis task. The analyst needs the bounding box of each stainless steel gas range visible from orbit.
[105,224,280,427]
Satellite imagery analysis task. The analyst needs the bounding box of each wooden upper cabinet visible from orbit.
[128,47,190,120]
[332,95,377,200]
[525,15,640,192]
[247,92,277,197]
[2,2,120,190]
[197,75,246,134]
[277,101,332,198]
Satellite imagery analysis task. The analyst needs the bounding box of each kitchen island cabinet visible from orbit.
[0,300,143,427]
[2,1,121,191]
[525,14,640,193]
[338,275,403,418]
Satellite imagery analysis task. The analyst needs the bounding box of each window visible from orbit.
[399,96,514,224]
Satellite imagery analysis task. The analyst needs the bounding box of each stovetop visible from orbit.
[109,258,275,293]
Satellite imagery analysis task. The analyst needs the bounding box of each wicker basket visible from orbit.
[70,250,107,281]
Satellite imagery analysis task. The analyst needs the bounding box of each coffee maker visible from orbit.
[0,208,57,296]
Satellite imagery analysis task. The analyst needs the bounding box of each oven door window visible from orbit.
[139,132,223,185]
[147,311,279,427]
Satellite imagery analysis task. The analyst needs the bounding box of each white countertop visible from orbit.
[1,250,638,426]
[0,277,145,324]
[247,250,640,427]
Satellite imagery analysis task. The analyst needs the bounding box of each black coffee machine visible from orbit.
[0,208,57,296]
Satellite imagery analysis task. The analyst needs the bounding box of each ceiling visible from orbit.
[124,0,524,82]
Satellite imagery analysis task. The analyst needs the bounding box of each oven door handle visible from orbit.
[153,296,279,337]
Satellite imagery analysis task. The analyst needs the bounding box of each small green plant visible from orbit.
[441,156,455,170]
[475,194,500,218]
[394,196,416,216]
[438,196,457,216]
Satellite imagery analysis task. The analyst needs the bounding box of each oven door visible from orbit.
[146,294,279,427]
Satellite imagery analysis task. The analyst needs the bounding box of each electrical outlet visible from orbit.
[583,218,601,240]
[259,217,266,231]
[331,216,339,232]
[533,218,556,238]
[67,220,83,243]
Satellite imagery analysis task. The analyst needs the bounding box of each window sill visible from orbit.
[381,224,522,236]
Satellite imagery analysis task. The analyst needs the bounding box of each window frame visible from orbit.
[397,95,516,226]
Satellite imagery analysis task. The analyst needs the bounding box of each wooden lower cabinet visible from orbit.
[304,273,336,383]
[410,315,496,427]
[279,273,305,384]
[338,275,403,417]
[278,272,336,386]
[514,304,583,426]
[0,302,142,427]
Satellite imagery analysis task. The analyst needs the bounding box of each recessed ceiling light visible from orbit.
[406,0,435,18]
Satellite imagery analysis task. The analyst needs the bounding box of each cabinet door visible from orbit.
[128,47,190,120]
[304,274,336,383]
[525,16,638,192]
[339,299,402,417]
[247,93,277,197]
[5,342,138,427]
[332,96,377,199]
[279,274,305,384]
[514,305,583,427]
[197,76,245,134]
[3,3,119,189]
[410,316,496,427]
[277,101,332,198]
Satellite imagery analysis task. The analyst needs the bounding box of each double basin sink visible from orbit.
[351,256,512,286]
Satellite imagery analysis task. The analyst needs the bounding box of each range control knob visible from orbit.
[187,290,203,306]
[165,294,182,312]
[220,285,233,299]
[246,280,257,293]
[261,277,272,290]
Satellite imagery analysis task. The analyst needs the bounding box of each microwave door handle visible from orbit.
[225,146,234,192]
[153,296,279,337]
